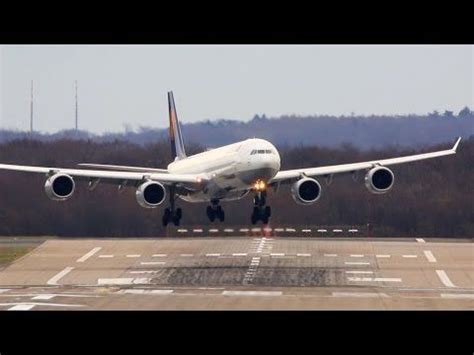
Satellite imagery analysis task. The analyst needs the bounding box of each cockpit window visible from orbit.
[250,149,274,155]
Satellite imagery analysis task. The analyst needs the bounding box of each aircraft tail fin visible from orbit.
[168,91,187,161]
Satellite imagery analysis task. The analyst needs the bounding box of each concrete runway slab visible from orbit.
[0,237,472,310]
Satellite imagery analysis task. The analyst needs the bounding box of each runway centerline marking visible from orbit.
[140,261,165,265]
[345,261,370,265]
[232,253,247,256]
[297,253,311,257]
[97,278,152,285]
[376,255,391,258]
[440,293,473,299]
[332,292,389,298]
[424,250,437,263]
[350,254,364,258]
[402,255,418,258]
[47,267,74,285]
[345,271,374,274]
[416,238,426,243]
[152,254,167,257]
[126,254,141,258]
[435,270,456,288]
[348,277,402,282]
[206,253,221,257]
[76,247,102,263]
[180,254,193,257]
[223,291,282,297]
[98,255,114,258]
[324,254,338,257]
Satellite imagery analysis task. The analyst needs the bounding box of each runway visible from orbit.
[0,235,472,310]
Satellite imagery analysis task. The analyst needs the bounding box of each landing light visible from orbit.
[253,180,266,191]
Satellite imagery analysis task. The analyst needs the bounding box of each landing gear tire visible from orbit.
[206,206,216,222]
[162,207,182,227]
[216,206,225,222]
[251,192,271,224]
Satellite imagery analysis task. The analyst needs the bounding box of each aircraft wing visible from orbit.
[0,163,205,185]
[270,137,461,183]
[78,163,169,173]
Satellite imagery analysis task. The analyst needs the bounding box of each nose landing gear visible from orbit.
[251,191,271,224]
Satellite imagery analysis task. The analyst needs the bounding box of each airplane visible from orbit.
[0,91,462,226]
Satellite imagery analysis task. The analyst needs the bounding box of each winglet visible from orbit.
[452,137,461,152]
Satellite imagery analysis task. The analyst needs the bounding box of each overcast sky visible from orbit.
[0,45,472,133]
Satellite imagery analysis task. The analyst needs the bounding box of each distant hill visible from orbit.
[1,109,473,149]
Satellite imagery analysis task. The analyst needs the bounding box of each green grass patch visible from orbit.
[0,246,34,266]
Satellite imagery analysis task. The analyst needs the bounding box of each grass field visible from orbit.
[0,246,34,267]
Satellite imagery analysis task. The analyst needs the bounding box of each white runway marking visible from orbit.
[274,228,284,232]
[193,229,203,233]
[333,229,343,233]
[0,289,11,294]
[126,254,141,258]
[297,253,311,257]
[317,229,328,233]
[206,253,220,257]
[440,293,474,299]
[224,229,234,232]
[99,255,114,258]
[140,261,165,265]
[8,304,35,310]
[350,254,364,258]
[32,294,55,300]
[152,254,167,257]
[97,278,152,285]
[416,238,426,243]
[324,254,338,257]
[402,255,418,258]
[209,229,219,233]
[435,270,456,288]
[239,228,249,232]
[345,261,370,265]
[251,228,262,232]
[348,229,359,233]
[424,250,437,263]
[232,253,247,256]
[2,302,83,309]
[76,247,102,262]
[345,271,374,274]
[180,254,193,257]
[348,277,402,282]
[333,292,389,298]
[286,228,296,232]
[119,289,174,295]
[302,229,311,233]
[223,291,282,297]
[47,267,74,285]
[177,229,188,233]
[270,253,285,256]
[376,255,391,258]
[263,228,272,232]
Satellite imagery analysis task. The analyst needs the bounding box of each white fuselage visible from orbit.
[168,138,281,202]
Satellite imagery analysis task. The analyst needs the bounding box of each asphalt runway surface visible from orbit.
[0,235,472,310]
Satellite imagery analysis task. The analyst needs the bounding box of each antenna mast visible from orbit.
[75,80,78,131]
[30,80,34,133]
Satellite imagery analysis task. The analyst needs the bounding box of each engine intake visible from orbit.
[291,177,322,205]
[365,166,394,194]
[44,173,75,201]
[136,181,166,208]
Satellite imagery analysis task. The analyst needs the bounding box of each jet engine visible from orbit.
[44,173,75,201]
[291,177,322,205]
[364,166,394,194]
[136,181,166,208]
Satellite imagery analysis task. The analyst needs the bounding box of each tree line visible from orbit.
[0,136,472,238]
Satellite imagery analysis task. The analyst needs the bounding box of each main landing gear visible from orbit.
[162,187,182,227]
[206,199,225,222]
[251,190,271,224]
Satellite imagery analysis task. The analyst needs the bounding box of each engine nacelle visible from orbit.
[291,177,322,205]
[44,173,75,201]
[364,166,395,194]
[136,181,166,208]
